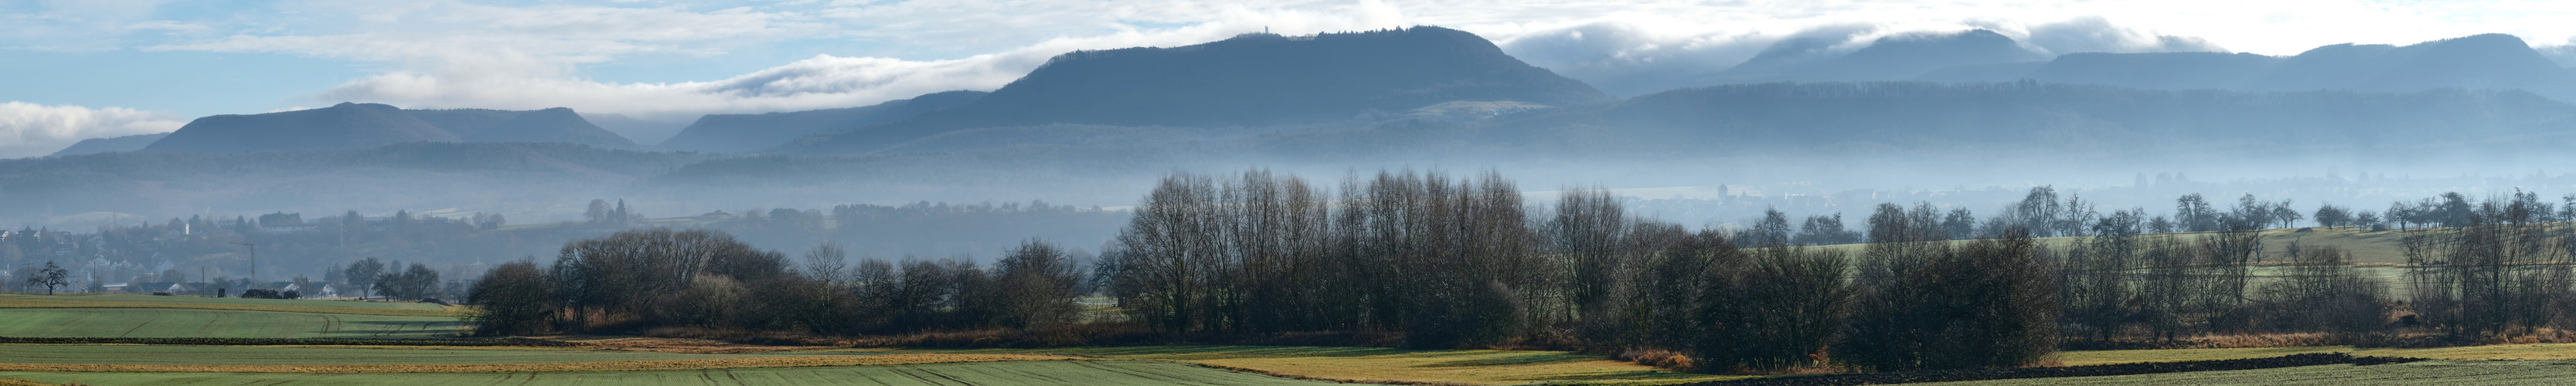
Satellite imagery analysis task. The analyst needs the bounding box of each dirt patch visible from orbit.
[1683,353,2425,385]
[0,353,1077,374]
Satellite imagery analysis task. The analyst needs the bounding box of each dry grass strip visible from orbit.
[0,299,456,317]
[0,354,1077,374]
[0,379,56,386]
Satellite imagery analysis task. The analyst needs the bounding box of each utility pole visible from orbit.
[232,242,257,283]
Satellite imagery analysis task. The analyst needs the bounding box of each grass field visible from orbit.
[2058,342,2576,365]
[0,293,455,317]
[879,345,1742,385]
[0,308,463,338]
[1911,360,2576,385]
[0,345,872,365]
[0,360,1342,385]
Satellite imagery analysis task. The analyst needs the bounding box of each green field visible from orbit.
[0,360,1340,386]
[0,294,443,311]
[0,308,463,338]
[0,345,879,365]
[878,345,1739,385]
[1910,360,2576,385]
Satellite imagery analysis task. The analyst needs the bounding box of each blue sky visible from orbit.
[3,0,2574,157]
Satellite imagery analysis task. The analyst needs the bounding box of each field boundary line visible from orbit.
[0,353,1082,374]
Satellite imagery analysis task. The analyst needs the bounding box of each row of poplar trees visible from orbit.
[1092,169,2060,372]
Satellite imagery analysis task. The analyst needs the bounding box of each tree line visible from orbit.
[467,168,2576,374]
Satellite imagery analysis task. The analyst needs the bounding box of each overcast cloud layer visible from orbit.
[5,0,2576,155]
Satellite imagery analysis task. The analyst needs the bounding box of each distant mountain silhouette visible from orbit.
[1712,29,2049,83]
[775,26,1608,154]
[2251,34,2574,95]
[145,103,459,153]
[581,113,689,145]
[2014,52,2281,89]
[50,133,168,157]
[407,107,637,147]
[659,90,986,153]
[1921,34,2576,100]
[1512,81,2576,154]
[143,103,635,154]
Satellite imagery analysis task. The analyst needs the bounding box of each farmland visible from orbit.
[2058,342,2576,365]
[0,308,463,338]
[1911,360,2576,385]
[0,360,1341,386]
[9,296,2576,385]
[0,293,457,317]
[0,345,843,365]
[0,295,1717,385]
[876,345,1744,385]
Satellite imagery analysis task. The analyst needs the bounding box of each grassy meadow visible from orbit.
[1912,360,2576,385]
[0,294,1720,385]
[0,360,1341,386]
[0,293,456,317]
[874,345,1743,385]
[0,308,464,338]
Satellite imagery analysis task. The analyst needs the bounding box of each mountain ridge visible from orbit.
[140,103,638,154]
[772,25,1609,154]
[658,90,987,153]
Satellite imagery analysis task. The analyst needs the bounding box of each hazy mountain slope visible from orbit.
[1712,29,2048,84]
[581,113,689,145]
[658,90,986,153]
[49,133,169,157]
[141,103,637,154]
[407,107,638,148]
[1915,34,2576,100]
[3,142,707,222]
[2256,34,2576,95]
[774,26,1608,154]
[1528,82,2576,155]
[2021,52,2283,89]
[143,103,458,154]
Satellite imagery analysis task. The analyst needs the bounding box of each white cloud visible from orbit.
[0,102,184,158]
[2540,37,2576,67]
[284,1,1415,120]
[2014,17,2225,56]
[1481,15,2220,96]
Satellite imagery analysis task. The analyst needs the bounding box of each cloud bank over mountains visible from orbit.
[0,102,184,158]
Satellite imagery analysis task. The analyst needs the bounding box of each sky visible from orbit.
[3,0,2576,158]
